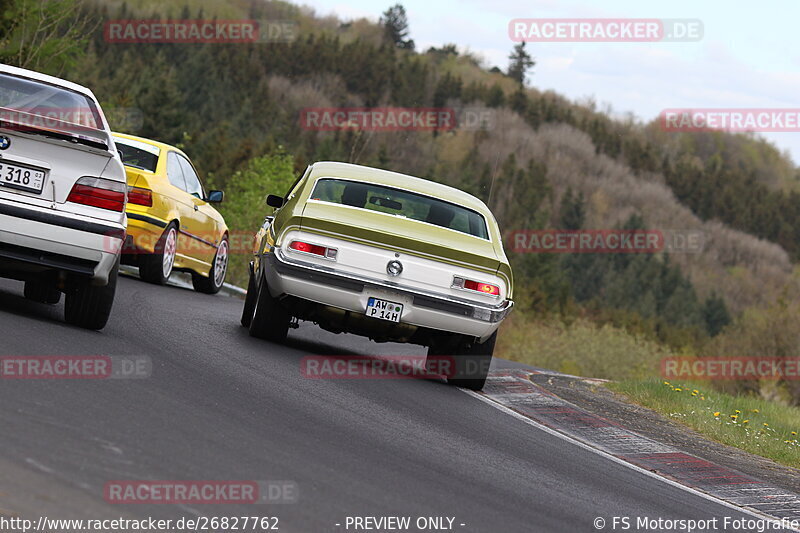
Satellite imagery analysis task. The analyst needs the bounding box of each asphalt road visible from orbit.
[0,275,785,532]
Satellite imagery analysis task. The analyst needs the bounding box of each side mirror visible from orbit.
[266,194,285,208]
[206,190,224,203]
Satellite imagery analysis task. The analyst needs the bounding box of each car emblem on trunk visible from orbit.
[0,136,9,150]
[387,260,403,277]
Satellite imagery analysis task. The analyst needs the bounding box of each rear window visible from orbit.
[310,178,489,239]
[114,137,160,173]
[0,73,102,129]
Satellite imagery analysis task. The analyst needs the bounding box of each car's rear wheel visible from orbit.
[139,223,177,285]
[192,236,229,294]
[24,280,61,304]
[64,259,119,330]
[248,272,290,342]
[432,331,496,391]
[240,263,258,327]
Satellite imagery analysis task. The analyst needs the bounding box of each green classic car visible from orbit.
[241,162,513,389]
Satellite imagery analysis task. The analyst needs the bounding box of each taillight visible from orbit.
[453,276,501,296]
[127,185,153,207]
[289,240,338,260]
[466,280,500,296]
[67,177,126,212]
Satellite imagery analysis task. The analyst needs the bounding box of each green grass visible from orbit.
[608,379,800,469]
[495,316,673,381]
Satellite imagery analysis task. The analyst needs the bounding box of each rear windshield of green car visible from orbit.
[310,178,489,240]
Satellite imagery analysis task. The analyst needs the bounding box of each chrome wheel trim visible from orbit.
[213,240,229,288]
[162,228,177,279]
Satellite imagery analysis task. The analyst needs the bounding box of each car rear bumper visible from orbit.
[0,199,124,284]
[264,247,513,340]
[124,212,169,254]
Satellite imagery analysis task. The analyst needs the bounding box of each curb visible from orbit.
[119,266,246,299]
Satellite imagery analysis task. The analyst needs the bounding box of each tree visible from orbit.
[380,4,414,50]
[0,0,96,74]
[559,187,585,230]
[507,42,535,85]
[703,292,732,336]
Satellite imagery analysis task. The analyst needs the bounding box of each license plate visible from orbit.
[366,297,403,323]
[0,162,46,194]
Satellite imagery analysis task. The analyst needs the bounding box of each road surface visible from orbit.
[0,276,784,532]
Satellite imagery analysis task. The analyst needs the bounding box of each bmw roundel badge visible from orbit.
[0,135,10,150]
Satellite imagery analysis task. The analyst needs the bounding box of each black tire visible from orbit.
[24,280,61,304]
[240,263,258,327]
[445,331,497,390]
[192,236,229,294]
[139,223,178,285]
[64,259,119,330]
[248,272,290,342]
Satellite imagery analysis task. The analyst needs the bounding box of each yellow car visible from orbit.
[112,133,229,294]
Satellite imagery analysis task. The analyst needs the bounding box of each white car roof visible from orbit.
[0,63,98,102]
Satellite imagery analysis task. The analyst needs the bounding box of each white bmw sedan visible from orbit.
[0,64,127,329]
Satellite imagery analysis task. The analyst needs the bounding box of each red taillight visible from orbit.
[289,240,338,259]
[454,276,501,296]
[127,186,153,207]
[67,177,126,212]
[463,280,500,296]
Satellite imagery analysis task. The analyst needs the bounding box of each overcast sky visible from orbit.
[301,0,800,165]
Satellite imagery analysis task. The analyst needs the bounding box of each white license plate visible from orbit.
[366,297,403,323]
[0,162,46,194]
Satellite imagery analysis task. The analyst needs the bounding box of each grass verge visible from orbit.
[608,379,800,469]
[495,315,673,380]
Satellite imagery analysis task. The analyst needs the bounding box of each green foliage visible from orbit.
[0,0,94,74]
[10,0,797,397]
[215,150,297,286]
[702,292,732,337]
[610,379,800,468]
[497,317,673,380]
[705,299,800,405]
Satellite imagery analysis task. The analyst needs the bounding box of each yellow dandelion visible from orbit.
[700,396,705,400]
[663,381,671,386]
[730,414,738,420]
[791,432,797,436]
[742,420,749,424]
[692,390,699,394]
[763,423,769,427]
[734,410,741,414]
[751,409,759,414]
[713,412,721,417]
[674,388,682,392]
